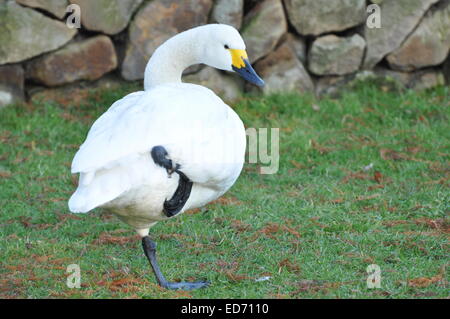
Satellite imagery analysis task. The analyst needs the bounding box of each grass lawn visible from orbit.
[0,82,448,299]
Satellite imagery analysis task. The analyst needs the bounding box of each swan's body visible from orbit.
[68,24,263,290]
[69,83,246,232]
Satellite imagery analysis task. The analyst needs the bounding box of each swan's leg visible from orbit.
[151,146,193,218]
[142,236,210,290]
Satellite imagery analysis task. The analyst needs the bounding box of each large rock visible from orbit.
[316,71,410,97]
[183,64,203,76]
[28,74,125,106]
[254,42,314,95]
[15,0,69,19]
[375,68,446,90]
[121,0,213,81]
[375,68,445,90]
[308,34,366,76]
[316,68,446,96]
[316,75,355,97]
[69,0,143,35]
[387,1,450,71]
[0,64,25,108]
[372,68,413,88]
[0,1,77,65]
[364,0,440,69]
[283,33,307,64]
[241,0,287,62]
[211,0,243,30]
[407,69,446,90]
[284,0,366,36]
[183,67,244,102]
[26,36,118,86]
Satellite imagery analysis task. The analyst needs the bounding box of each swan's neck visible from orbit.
[144,31,200,90]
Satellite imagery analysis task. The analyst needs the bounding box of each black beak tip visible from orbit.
[255,78,265,87]
[233,60,265,88]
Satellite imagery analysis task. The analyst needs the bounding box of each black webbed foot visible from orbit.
[162,281,210,290]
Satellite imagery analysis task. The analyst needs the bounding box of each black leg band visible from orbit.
[150,146,193,218]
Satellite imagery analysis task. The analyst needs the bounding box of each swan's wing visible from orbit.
[71,90,148,174]
[71,84,240,176]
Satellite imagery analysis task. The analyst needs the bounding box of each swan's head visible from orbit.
[197,24,264,87]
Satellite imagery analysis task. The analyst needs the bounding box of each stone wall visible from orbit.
[1,0,449,107]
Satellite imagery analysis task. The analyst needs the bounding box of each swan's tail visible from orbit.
[68,155,156,214]
[68,191,89,213]
[68,168,131,214]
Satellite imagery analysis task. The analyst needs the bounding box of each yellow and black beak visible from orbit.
[229,49,264,87]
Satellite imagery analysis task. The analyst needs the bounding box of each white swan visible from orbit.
[68,24,264,290]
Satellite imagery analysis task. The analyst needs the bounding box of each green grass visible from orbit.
[0,82,449,299]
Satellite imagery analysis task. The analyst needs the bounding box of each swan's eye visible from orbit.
[224,45,230,49]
